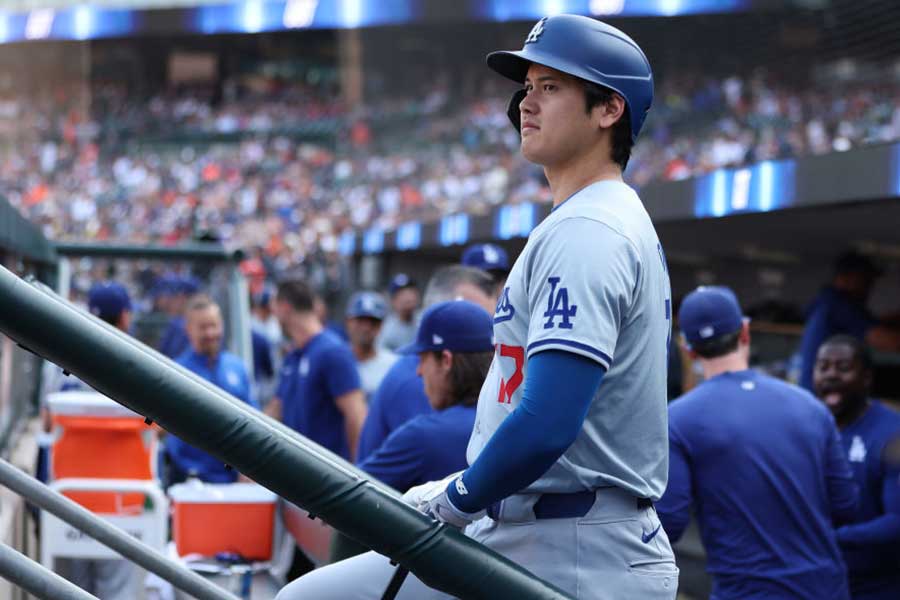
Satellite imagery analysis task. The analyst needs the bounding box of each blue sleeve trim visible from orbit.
[527,338,612,367]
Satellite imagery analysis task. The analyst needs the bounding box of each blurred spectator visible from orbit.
[377,274,420,352]
[813,335,900,598]
[798,252,900,390]
[344,291,397,399]
[269,279,366,460]
[166,295,257,485]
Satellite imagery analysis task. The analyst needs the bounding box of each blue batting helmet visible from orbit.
[487,14,653,142]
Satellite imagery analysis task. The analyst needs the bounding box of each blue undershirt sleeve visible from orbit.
[447,349,605,513]
[836,453,900,546]
[655,423,693,542]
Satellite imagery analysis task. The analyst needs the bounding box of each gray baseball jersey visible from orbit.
[467,180,672,500]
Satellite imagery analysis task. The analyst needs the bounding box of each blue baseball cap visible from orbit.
[461,243,509,272]
[150,273,179,298]
[88,281,132,321]
[388,273,417,296]
[678,286,746,348]
[177,276,201,295]
[398,300,494,355]
[346,291,388,320]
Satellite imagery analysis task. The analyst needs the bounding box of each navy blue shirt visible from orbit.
[159,316,190,359]
[251,329,274,381]
[359,404,475,492]
[277,330,361,459]
[835,401,900,599]
[799,287,875,391]
[167,350,257,483]
[356,354,432,462]
[658,369,858,600]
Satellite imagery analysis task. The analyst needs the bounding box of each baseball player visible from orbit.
[345,291,398,399]
[279,14,676,599]
[359,300,493,492]
[461,243,510,295]
[657,287,859,600]
[268,279,367,461]
[377,274,421,352]
[813,335,900,599]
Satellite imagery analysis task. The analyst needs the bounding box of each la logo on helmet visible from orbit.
[525,18,546,44]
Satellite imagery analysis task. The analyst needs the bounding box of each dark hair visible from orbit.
[691,330,741,360]
[276,279,317,313]
[820,334,873,371]
[582,81,633,171]
[833,251,881,278]
[431,349,494,406]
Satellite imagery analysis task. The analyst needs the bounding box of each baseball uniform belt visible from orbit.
[487,489,653,521]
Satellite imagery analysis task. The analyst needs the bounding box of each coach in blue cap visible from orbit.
[657,286,858,600]
[359,299,493,492]
[345,291,397,399]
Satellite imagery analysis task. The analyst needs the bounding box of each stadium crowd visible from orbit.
[2,67,899,278]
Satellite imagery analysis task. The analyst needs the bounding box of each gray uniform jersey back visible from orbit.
[467,181,672,499]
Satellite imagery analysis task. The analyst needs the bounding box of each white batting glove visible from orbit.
[420,477,486,529]
[402,472,461,507]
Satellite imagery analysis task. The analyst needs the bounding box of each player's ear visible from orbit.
[739,319,751,346]
[593,93,626,131]
[441,350,454,371]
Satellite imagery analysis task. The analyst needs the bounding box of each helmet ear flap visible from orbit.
[507,88,527,133]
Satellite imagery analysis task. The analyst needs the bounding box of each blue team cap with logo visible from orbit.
[398,300,494,355]
[388,273,417,296]
[346,291,388,320]
[461,243,510,272]
[88,281,132,321]
[678,286,746,348]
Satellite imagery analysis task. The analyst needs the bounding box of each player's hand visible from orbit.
[420,478,486,529]
[402,472,461,507]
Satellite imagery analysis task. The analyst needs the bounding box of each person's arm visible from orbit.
[447,350,604,513]
[824,416,859,524]
[335,389,367,462]
[655,424,693,543]
[264,396,282,420]
[358,420,425,492]
[836,442,900,545]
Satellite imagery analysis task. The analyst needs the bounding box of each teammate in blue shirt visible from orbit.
[268,279,367,461]
[798,252,900,391]
[167,295,257,485]
[658,286,858,600]
[359,300,492,491]
[813,335,900,599]
[356,265,498,462]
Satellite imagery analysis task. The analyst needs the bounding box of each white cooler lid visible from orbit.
[47,391,141,418]
[169,481,277,504]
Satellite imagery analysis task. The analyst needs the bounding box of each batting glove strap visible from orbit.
[423,478,486,529]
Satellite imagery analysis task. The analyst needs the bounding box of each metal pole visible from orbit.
[0,543,97,600]
[0,460,239,600]
[0,267,573,600]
